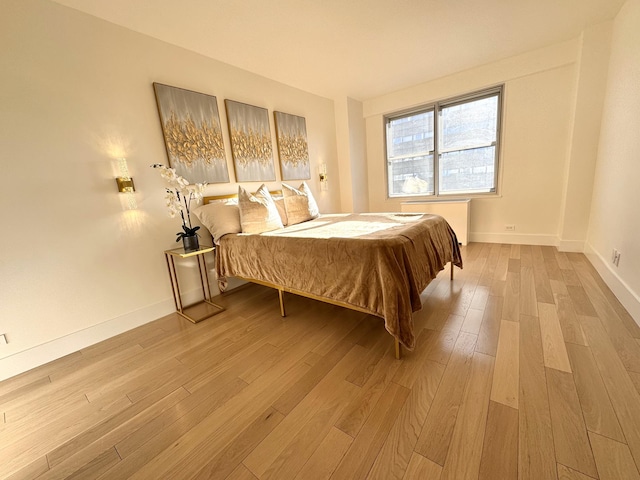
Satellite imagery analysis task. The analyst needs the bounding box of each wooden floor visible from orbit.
[2,244,640,480]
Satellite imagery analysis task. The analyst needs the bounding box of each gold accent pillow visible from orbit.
[238,184,284,234]
[282,182,320,225]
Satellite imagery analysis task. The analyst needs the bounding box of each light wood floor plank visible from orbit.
[491,320,519,409]
[335,348,401,438]
[532,246,555,304]
[630,370,640,396]
[243,348,365,479]
[402,452,442,480]
[331,381,410,480]
[479,401,518,480]
[520,266,538,317]
[423,313,465,366]
[565,342,625,442]
[555,294,588,346]
[368,361,445,480]
[271,319,376,415]
[4,456,49,480]
[574,262,640,373]
[441,352,495,480]
[38,446,120,480]
[293,427,352,480]
[470,286,490,312]
[502,268,521,322]
[562,268,582,287]
[579,315,640,471]
[192,407,285,480]
[554,250,572,270]
[415,332,477,465]
[260,381,359,480]
[48,384,190,468]
[546,367,597,478]
[575,259,640,339]
[227,463,259,480]
[567,285,598,317]
[461,308,484,336]
[557,463,598,480]
[519,314,557,480]
[393,328,437,388]
[538,302,572,373]
[589,432,640,480]
[476,296,503,357]
[520,245,533,268]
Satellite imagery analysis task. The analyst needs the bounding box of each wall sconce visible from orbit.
[116,176,135,193]
[115,157,135,193]
[115,157,137,210]
[319,163,328,191]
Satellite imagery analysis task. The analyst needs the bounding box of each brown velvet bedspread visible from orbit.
[216,213,462,350]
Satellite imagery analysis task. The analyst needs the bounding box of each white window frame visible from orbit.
[385,85,503,199]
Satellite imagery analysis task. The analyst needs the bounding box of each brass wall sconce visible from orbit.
[116,176,135,193]
[319,163,328,191]
[115,157,135,193]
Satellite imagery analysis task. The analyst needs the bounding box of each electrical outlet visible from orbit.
[505,224,516,231]
[0,334,7,345]
[613,250,621,267]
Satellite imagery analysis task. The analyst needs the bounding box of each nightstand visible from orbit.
[164,245,225,323]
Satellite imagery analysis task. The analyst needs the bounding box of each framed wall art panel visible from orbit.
[153,83,229,183]
[274,111,310,180]
[224,100,276,182]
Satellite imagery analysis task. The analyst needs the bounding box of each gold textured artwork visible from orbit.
[274,111,310,180]
[153,83,229,183]
[225,100,276,182]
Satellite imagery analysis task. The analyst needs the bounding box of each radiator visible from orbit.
[401,199,470,245]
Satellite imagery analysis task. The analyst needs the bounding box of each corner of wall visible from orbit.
[584,242,640,326]
[0,288,204,381]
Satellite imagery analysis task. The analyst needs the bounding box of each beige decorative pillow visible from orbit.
[272,196,288,226]
[193,201,241,244]
[238,184,284,234]
[282,182,320,225]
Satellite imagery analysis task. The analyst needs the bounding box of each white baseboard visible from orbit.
[0,288,203,381]
[469,232,558,246]
[557,240,585,252]
[584,243,640,326]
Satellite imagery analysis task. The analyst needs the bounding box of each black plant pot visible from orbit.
[182,234,199,252]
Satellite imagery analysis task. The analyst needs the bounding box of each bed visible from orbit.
[209,207,462,359]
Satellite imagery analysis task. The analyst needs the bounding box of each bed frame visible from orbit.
[203,193,455,360]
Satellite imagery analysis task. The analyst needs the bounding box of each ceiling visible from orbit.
[52,0,624,100]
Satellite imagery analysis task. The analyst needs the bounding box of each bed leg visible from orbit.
[395,339,402,360]
[450,261,454,281]
[278,289,286,317]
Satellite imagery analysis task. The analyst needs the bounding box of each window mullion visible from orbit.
[433,105,440,196]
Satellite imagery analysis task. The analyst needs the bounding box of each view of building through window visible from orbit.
[386,88,501,197]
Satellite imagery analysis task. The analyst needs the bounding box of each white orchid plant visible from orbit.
[151,164,207,242]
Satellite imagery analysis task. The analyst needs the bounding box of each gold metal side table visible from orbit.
[164,245,225,323]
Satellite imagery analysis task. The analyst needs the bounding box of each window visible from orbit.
[386,86,502,197]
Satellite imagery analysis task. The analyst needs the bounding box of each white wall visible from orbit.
[334,97,369,212]
[586,0,640,322]
[0,0,339,379]
[363,41,580,246]
[558,22,612,252]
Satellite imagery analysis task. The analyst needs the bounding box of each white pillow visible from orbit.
[238,184,284,234]
[193,201,241,244]
[272,196,288,226]
[282,182,320,225]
